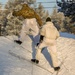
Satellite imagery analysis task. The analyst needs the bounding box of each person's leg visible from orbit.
[29,18,39,45]
[33,34,40,46]
[47,43,60,71]
[19,24,28,42]
[14,24,27,44]
[32,42,46,64]
[28,35,36,59]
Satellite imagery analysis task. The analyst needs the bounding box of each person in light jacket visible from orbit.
[14,18,40,45]
[7,12,40,45]
[31,17,60,71]
[12,3,42,45]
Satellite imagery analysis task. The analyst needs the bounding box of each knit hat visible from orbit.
[46,17,51,22]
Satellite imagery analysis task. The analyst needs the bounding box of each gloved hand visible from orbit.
[40,35,44,42]
[36,35,44,46]
[36,43,39,46]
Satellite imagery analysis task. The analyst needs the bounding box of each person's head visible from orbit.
[46,17,51,22]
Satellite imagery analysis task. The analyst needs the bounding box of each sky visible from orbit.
[0,0,8,4]
[36,0,57,14]
[0,0,57,14]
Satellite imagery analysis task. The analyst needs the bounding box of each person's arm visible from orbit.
[39,26,45,42]
[36,26,45,46]
[36,35,44,46]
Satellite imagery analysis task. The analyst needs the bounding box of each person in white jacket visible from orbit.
[31,17,60,71]
[12,3,43,45]
[14,18,40,45]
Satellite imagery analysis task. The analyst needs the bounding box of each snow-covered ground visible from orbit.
[0,32,75,75]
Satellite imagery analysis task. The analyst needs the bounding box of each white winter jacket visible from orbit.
[40,22,60,40]
[22,18,39,37]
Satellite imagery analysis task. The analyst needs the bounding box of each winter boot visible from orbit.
[31,59,39,64]
[54,66,60,71]
[31,59,36,63]
[35,60,39,64]
[14,40,22,45]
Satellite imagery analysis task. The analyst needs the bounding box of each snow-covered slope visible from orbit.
[0,35,75,75]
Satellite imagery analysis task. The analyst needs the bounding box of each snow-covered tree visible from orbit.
[0,3,8,36]
[64,17,75,34]
[4,0,49,35]
[35,3,50,24]
[4,0,36,35]
[0,3,2,35]
[56,0,75,34]
[51,8,65,31]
